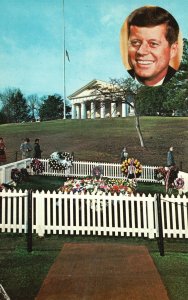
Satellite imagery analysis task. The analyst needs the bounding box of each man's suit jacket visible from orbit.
[128,65,176,85]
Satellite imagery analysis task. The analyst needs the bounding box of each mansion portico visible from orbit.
[68,79,134,119]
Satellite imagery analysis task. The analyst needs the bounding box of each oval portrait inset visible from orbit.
[120,6,183,86]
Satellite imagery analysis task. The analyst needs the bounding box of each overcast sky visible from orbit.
[0,0,187,98]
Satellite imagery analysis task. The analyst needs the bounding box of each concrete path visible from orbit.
[36,243,169,300]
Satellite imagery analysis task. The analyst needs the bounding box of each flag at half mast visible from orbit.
[65,50,70,62]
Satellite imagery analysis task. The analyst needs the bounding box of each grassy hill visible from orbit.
[1,116,188,171]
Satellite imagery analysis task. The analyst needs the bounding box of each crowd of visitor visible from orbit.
[20,138,42,159]
[0,137,177,171]
[0,137,43,165]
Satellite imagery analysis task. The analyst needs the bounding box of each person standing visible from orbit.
[166,146,178,192]
[121,147,128,163]
[20,138,33,159]
[0,137,6,164]
[167,146,175,167]
[33,138,42,159]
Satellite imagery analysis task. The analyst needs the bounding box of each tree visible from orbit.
[27,94,40,120]
[39,94,65,121]
[136,85,170,116]
[177,38,188,80]
[0,111,7,124]
[90,78,145,147]
[0,88,29,123]
[160,38,188,115]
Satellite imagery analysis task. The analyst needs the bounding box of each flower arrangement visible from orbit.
[59,177,136,195]
[154,167,168,181]
[11,168,29,183]
[58,177,136,212]
[31,159,44,174]
[49,151,74,171]
[154,166,183,193]
[154,166,179,182]
[49,159,65,171]
[173,177,184,190]
[92,165,103,179]
[121,158,142,178]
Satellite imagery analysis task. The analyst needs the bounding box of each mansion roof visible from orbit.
[68,79,115,101]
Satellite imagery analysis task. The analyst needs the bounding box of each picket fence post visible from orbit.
[147,194,155,239]
[35,190,45,237]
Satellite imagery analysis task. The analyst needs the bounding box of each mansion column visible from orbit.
[71,104,76,119]
[122,101,127,117]
[81,102,87,119]
[76,105,80,119]
[90,101,96,119]
[100,101,105,118]
[111,102,116,117]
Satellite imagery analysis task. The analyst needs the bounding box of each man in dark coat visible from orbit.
[33,138,42,159]
[128,65,176,85]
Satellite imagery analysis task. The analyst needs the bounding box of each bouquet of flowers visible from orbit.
[92,165,103,179]
[154,166,180,193]
[121,158,142,178]
[49,151,74,171]
[31,159,44,174]
[59,177,136,195]
[11,168,29,183]
[173,177,184,190]
[154,167,168,181]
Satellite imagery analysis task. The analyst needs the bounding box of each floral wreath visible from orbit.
[154,166,182,193]
[121,158,142,178]
[31,159,44,174]
[49,151,74,171]
[154,166,179,185]
[173,177,184,190]
[92,165,103,178]
[11,168,29,183]
[154,167,167,181]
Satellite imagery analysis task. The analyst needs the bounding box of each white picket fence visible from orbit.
[0,189,188,239]
[0,158,159,184]
[34,159,159,183]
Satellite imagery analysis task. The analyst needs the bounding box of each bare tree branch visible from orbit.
[89,78,145,147]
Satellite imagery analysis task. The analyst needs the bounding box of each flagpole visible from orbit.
[63,0,66,119]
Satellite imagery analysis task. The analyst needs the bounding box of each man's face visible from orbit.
[128,24,178,85]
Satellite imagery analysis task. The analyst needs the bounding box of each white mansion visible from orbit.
[68,79,134,119]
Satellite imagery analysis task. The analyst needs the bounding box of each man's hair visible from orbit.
[127,6,179,45]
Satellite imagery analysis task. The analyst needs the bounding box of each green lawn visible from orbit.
[1,117,188,171]
[1,117,188,299]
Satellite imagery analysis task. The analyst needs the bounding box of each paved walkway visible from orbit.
[35,243,169,300]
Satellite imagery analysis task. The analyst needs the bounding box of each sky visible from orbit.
[0,0,188,99]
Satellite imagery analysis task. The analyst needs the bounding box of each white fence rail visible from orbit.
[0,159,159,184]
[37,159,159,183]
[0,159,31,184]
[0,189,188,239]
